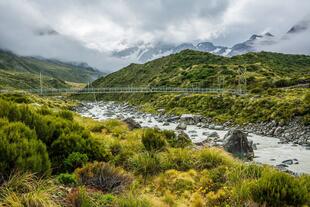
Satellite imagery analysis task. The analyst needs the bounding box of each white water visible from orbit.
[78,102,310,174]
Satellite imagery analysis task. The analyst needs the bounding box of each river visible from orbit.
[77,101,310,174]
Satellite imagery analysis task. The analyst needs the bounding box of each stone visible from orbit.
[176,123,187,130]
[180,114,195,125]
[202,132,210,136]
[167,116,180,123]
[223,129,254,160]
[282,159,299,165]
[208,132,219,138]
[123,118,141,130]
[163,122,170,126]
[209,124,215,129]
[180,114,203,125]
[276,164,288,172]
[197,122,203,127]
[188,130,197,134]
[214,125,224,130]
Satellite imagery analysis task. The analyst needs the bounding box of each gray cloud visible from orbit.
[0,0,310,72]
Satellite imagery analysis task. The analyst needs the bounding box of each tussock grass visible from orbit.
[0,173,58,207]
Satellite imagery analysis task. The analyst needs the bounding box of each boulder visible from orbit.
[123,118,141,130]
[163,122,170,126]
[180,114,203,125]
[176,123,187,130]
[282,159,299,165]
[214,125,224,130]
[167,116,180,123]
[223,129,254,160]
[208,132,219,138]
[202,132,210,136]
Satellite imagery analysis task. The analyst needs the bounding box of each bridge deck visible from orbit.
[0,87,245,95]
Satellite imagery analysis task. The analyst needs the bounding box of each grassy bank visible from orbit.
[0,94,309,206]
[76,87,310,126]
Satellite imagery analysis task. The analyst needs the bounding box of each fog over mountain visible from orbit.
[0,0,309,72]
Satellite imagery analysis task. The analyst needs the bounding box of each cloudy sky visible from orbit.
[0,0,309,71]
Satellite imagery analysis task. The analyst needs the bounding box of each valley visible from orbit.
[0,46,310,207]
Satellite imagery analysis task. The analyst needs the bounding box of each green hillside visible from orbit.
[94,50,310,91]
[88,50,310,125]
[0,49,103,89]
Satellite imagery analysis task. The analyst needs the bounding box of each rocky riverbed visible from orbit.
[75,101,310,174]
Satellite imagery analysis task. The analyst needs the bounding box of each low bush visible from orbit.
[195,148,235,170]
[114,195,151,207]
[141,128,167,152]
[57,110,74,121]
[129,153,162,181]
[75,162,133,193]
[57,173,77,185]
[227,164,264,184]
[161,148,194,171]
[0,122,51,176]
[50,132,94,168]
[0,173,58,207]
[90,124,105,133]
[162,130,192,148]
[64,152,89,173]
[155,169,198,195]
[249,171,309,207]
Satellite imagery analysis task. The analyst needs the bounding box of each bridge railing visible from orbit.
[0,87,245,95]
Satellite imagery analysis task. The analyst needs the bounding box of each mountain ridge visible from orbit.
[112,20,309,63]
[93,50,310,91]
[0,49,103,89]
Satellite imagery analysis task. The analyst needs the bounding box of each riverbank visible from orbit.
[75,101,310,174]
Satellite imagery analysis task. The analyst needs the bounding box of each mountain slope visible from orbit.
[0,49,103,89]
[93,50,310,90]
[112,19,310,63]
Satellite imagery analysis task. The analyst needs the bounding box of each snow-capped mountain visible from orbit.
[112,21,308,63]
[112,34,272,63]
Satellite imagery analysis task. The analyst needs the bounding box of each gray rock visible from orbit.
[176,123,187,130]
[282,159,299,165]
[197,122,203,127]
[214,125,224,130]
[123,118,141,130]
[202,132,210,136]
[223,129,254,160]
[209,124,215,129]
[208,132,219,138]
[167,116,180,123]
[163,122,170,126]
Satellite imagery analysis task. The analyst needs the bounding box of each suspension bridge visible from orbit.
[0,87,245,96]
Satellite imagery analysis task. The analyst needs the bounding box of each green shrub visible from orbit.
[129,153,162,180]
[58,110,74,121]
[163,130,192,148]
[115,195,151,207]
[75,162,133,193]
[161,148,194,171]
[156,169,197,195]
[0,122,51,176]
[250,171,309,207]
[141,128,167,152]
[227,164,264,184]
[0,173,57,207]
[90,124,105,133]
[50,132,94,169]
[64,152,89,172]
[57,173,77,185]
[195,148,234,170]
